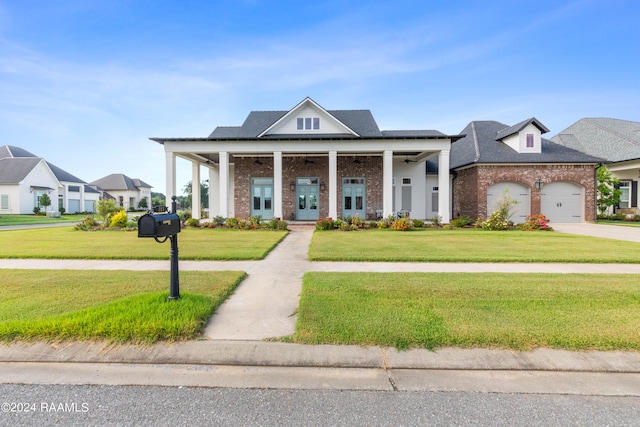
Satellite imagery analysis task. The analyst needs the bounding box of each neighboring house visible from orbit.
[90,174,152,211]
[551,118,640,214]
[0,145,100,214]
[445,119,603,223]
[150,97,462,222]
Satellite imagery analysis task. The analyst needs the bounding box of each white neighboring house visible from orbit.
[89,174,152,211]
[0,145,100,215]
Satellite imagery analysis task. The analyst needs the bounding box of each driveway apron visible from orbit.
[203,227,313,340]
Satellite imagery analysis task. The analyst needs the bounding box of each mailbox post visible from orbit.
[138,196,181,300]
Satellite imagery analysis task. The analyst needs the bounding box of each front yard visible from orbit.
[0,269,246,343]
[293,272,640,351]
[309,228,640,263]
[0,227,287,260]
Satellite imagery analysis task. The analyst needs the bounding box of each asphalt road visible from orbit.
[1,384,639,427]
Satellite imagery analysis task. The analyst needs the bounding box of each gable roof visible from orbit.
[0,157,43,183]
[90,174,152,191]
[0,145,86,184]
[495,117,549,140]
[451,120,603,169]
[551,118,640,162]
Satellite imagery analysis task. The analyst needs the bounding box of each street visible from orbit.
[1,384,639,427]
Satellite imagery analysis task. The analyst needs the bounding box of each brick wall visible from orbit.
[453,164,596,221]
[232,155,383,220]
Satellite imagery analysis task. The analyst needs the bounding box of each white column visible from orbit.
[208,167,218,217]
[191,161,201,220]
[328,151,338,219]
[219,151,229,218]
[383,151,393,217]
[273,152,283,219]
[165,151,176,203]
[438,148,451,224]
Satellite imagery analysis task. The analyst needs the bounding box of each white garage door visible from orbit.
[487,182,530,223]
[540,181,584,223]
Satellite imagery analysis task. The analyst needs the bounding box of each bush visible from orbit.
[74,216,99,231]
[518,214,553,231]
[315,218,334,230]
[451,215,474,228]
[186,218,201,228]
[412,219,425,228]
[33,207,40,215]
[350,214,364,229]
[225,217,240,228]
[377,215,395,229]
[213,216,226,226]
[480,210,513,230]
[267,219,288,230]
[391,216,412,231]
[109,210,128,228]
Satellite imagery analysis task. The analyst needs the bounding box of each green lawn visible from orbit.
[0,269,246,343]
[0,227,288,260]
[294,272,640,350]
[596,220,640,228]
[0,214,90,226]
[309,229,640,263]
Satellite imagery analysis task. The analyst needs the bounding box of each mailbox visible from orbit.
[138,213,181,238]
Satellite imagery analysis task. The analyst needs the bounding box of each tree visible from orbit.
[596,165,621,215]
[38,194,51,213]
[97,199,120,224]
[181,180,209,210]
[137,198,148,209]
[151,192,166,209]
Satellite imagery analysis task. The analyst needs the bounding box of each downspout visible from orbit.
[595,163,602,222]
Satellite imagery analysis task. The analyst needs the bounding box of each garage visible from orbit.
[540,181,584,223]
[487,182,530,223]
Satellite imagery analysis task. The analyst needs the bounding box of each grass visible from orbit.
[309,228,640,263]
[0,269,246,343]
[294,272,640,351]
[596,220,640,228]
[0,227,288,260]
[0,214,89,226]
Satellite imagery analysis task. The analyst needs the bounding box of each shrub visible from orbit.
[412,219,425,228]
[391,216,412,231]
[377,215,395,229]
[350,214,364,229]
[59,207,66,215]
[315,218,334,231]
[74,216,99,231]
[480,210,512,230]
[97,199,119,224]
[186,218,201,228]
[249,215,263,229]
[451,215,474,228]
[518,213,553,231]
[109,210,128,228]
[430,215,442,227]
[213,216,226,226]
[267,219,288,230]
[33,207,40,215]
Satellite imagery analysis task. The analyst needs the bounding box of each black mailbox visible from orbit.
[138,213,181,238]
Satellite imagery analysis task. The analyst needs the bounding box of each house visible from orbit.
[551,118,640,214]
[446,119,603,223]
[150,97,463,222]
[90,174,152,211]
[0,145,100,214]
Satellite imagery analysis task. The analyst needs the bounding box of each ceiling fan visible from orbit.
[404,156,417,164]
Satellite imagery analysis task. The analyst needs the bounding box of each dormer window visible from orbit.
[297,117,320,130]
[526,134,534,148]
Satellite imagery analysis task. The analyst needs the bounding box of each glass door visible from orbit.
[251,178,274,219]
[342,177,366,219]
[296,177,320,220]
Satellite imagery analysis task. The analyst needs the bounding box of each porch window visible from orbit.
[1,194,8,210]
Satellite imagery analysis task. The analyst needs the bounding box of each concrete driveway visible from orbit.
[552,222,640,243]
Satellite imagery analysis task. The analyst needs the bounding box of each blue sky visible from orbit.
[1,0,639,194]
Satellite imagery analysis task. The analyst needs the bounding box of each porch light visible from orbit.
[290,181,296,191]
[535,179,544,190]
[320,181,326,192]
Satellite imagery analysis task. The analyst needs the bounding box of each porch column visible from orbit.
[383,150,393,217]
[438,148,451,224]
[328,150,338,219]
[219,151,229,217]
[191,161,201,220]
[208,167,219,217]
[273,151,283,219]
[165,151,177,202]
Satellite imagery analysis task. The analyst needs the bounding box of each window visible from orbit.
[431,187,439,212]
[526,133,534,148]
[402,178,412,185]
[297,117,320,130]
[619,181,631,208]
[1,194,8,210]
[68,185,80,192]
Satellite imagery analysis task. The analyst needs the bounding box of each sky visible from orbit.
[1,0,639,194]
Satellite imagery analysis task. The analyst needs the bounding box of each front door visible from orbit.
[342,177,366,219]
[296,177,319,220]
[251,178,274,219]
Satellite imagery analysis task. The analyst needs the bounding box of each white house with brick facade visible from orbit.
[151,98,462,222]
